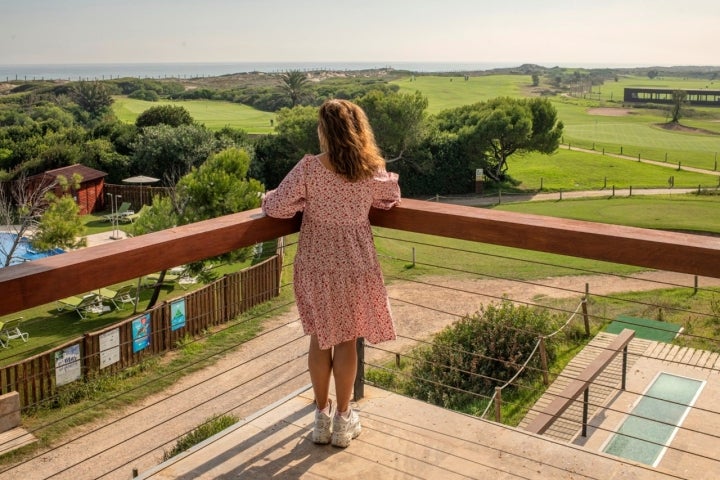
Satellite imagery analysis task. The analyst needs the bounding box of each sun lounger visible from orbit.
[103,202,134,222]
[56,294,103,319]
[98,285,135,310]
[0,317,29,345]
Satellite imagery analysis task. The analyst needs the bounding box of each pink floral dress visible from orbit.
[262,154,401,350]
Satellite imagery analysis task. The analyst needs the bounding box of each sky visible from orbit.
[1,0,719,67]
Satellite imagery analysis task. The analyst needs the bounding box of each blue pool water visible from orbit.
[603,372,705,466]
[0,232,64,266]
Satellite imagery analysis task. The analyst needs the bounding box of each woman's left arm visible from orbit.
[371,171,401,210]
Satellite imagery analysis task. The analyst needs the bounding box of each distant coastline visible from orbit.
[0,61,658,82]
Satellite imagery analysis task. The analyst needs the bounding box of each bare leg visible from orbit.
[332,338,357,413]
[308,335,332,410]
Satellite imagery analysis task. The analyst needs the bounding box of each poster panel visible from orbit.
[171,298,186,331]
[55,344,82,387]
[132,313,151,353]
[99,328,121,369]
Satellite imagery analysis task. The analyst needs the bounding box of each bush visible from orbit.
[406,300,558,410]
[128,89,159,102]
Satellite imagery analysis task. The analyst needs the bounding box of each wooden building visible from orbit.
[29,165,107,215]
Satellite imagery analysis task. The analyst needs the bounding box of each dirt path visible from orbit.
[5,270,720,479]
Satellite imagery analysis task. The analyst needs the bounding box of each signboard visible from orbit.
[55,344,82,386]
[170,299,186,331]
[475,168,484,181]
[132,314,151,353]
[99,328,121,369]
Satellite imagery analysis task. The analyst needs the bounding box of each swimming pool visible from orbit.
[602,372,705,466]
[0,232,64,266]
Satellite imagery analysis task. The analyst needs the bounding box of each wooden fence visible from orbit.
[103,183,171,212]
[0,255,281,408]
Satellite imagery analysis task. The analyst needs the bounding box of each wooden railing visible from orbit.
[524,328,636,436]
[3,198,720,317]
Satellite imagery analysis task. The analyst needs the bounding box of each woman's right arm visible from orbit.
[262,157,308,218]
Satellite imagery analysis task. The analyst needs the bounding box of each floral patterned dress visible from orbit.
[262,154,401,350]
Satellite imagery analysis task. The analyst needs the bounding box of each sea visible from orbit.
[0,61,532,82]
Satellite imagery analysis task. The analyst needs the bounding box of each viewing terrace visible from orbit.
[1,199,719,479]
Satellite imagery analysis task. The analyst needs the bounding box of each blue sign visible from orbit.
[132,314,151,353]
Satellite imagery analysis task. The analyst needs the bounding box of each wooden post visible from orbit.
[694,275,698,295]
[353,337,365,401]
[583,283,590,336]
[494,386,502,422]
[539,336,549,385]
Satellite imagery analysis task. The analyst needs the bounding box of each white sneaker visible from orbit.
[312,400,334,444]
[331,408,361,448]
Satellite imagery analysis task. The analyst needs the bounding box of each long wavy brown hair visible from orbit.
[317,99,385,181]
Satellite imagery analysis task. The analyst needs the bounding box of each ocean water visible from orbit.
[0,61,522,81]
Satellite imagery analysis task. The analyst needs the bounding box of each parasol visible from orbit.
[122,175,160,207]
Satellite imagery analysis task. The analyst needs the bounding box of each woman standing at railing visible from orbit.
[262,99,401,448]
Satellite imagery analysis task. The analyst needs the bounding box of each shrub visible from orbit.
[406,300,558,410]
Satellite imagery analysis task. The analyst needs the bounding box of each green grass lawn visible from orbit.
[510,148,719,191]
[392,74,531,113]
[492,194,720,234]
[112,97,276,134]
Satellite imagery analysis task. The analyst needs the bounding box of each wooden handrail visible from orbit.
[524,328,635,435]
[2,198,719,316]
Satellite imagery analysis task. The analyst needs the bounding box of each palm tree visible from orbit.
[280,70,309,107]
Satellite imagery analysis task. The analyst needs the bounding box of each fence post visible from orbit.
[353,337,365,401]
[583,283,590,336]
[621,345,629,390]
[412,247,416,267]
[559,190,563,201]
[497,188,502,204]
[582,388,590,437]
[629,186,633,196]
[494,386,502,422]
[539,336,549,385]
[694,275,699,295]
[612,185,615,197]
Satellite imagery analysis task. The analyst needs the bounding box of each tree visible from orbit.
[531,73,540,86]
[435,97,563,183]
[134,147,264,308]
[356,90,428,162]
[670,90,688,123]
[32,195,86,251]
[0,173,85,267]
[279,70,310,107]
[70,81,113,118]
[647,70,659,79]
[131,124,218,183]
[136,105,194,128]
